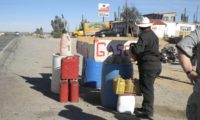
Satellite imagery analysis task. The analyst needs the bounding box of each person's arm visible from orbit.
[177,49,198,85]
[129,36,145,57]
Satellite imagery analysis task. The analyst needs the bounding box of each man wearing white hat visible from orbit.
[130,17,162,119]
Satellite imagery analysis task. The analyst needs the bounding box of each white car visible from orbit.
[15,32,20,36]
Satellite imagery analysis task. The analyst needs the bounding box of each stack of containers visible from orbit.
[51,33,72,94]
[60,55,79,103]
[51,33,79,103]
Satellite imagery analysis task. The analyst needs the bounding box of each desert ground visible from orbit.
[0,35,193,120]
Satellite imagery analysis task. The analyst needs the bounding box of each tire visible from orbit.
[101,34,105,37]
[162,59,167,63]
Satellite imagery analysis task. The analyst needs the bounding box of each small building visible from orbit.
[144,12,176,22]
[163,21,196,38]
[176,22,196,38]
[163,21,177,37]
[151,19,166,38]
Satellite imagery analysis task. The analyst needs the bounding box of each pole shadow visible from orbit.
[158,75,191,85]
[58,105,106,120]
[19,73,59,101]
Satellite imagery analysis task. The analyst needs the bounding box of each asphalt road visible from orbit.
[0,34,20,68]
[0,34,18,51]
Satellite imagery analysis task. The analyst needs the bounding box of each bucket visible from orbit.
[51,53,66,94]
[117,95,135,114]
[101,62,133,109]
[113,77,126,95]
[83,57,103,89]
[60,80,69,103]
[69,79,79,102]
[125,80,134,94]
[61,55,79,79]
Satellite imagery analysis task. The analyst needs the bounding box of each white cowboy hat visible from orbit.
[135,17,152,28]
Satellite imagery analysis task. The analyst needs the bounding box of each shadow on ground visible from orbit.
[97,106,140,120]
[19,74,140,120]
[79,84,140,120]
[79,86,101,106]
[58,105,106,120]
[158,75,191,85]
[19,73,59,101]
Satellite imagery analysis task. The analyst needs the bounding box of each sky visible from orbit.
[0,0,199,32]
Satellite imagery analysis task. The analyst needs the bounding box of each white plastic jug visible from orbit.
[117,95,135,115]
[60,33,72,56]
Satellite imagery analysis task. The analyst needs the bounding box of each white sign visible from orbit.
[77,39,137,62]
[98,3,110,17]
[94,39,136,62]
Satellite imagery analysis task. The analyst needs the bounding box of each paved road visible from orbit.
[0,34,18,51]
[0,34,19,68]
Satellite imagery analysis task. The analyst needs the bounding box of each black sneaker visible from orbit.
[136,112,154,120]
[134,107,145,114]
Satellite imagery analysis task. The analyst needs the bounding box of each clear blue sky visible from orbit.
[0,0,199,32]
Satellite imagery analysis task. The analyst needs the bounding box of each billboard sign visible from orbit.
[98,3,110,17]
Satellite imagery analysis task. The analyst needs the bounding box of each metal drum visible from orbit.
[101,62,133,109]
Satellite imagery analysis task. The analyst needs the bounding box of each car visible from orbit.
[15,32,20,36]
[95,29,120,37]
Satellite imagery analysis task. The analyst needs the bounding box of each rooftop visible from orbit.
[151,19,166,25]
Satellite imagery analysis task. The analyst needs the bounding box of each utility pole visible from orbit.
[193,13,196,23]
[125,0,128,36]
[197,5,199,22]
[118,6,120,21]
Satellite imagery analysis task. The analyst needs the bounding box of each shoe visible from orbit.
[134,107,145,114]
[136,112,154,120]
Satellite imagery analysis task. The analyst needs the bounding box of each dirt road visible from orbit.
[0,36,193,120]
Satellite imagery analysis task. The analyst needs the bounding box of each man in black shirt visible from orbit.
[130,17,161,119]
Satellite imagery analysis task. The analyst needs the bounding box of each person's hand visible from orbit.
[187,71,199,85]
[128,50,137,62]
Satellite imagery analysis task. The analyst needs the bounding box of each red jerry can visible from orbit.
[69,79,79,102]
[60,80,69,103]
[61,55,79,79]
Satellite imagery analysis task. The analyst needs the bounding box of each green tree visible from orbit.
[35,27,44,38]
[121,3,141,36]
[51,14,67,38]
[35,27,43,35]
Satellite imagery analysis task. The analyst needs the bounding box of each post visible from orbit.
[125,0,128,36]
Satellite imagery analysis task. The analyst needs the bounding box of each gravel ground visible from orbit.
[0,36,193,120]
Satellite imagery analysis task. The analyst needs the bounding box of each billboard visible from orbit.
[98,3,110,17]
[83,22,110,35]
